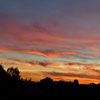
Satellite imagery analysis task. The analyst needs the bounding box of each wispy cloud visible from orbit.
[0,0,100,83]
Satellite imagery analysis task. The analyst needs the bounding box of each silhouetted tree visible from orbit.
[0,65,8,80]
[7,67,20,80]
[0,64,99,99]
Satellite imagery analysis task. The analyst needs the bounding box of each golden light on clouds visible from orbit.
[0,0,100,84]
[0,57,100,84]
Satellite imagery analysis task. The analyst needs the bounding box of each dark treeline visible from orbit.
[0,65,100,100]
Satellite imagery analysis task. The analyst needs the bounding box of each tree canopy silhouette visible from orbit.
[7,67,20,80]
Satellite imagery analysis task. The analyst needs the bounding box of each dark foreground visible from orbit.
[1,80,100,100]
[0,65,100,100]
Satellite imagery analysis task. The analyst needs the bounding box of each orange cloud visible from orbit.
[1,57,100,84]
[42,71,100,84]
[0,18,100,84]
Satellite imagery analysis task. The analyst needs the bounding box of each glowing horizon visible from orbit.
[0,0,100,84]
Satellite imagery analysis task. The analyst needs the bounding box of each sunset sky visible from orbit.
[0,0,100,84]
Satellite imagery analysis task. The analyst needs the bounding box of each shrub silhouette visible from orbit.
[40,77,53,84]
[73,79,79,87]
